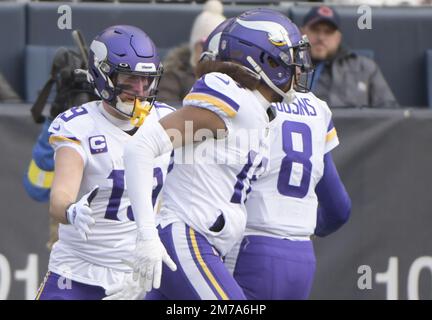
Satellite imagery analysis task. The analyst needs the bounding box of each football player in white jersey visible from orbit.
[107,9,334,300]
[223,14,352,299]
[35,25,175,300]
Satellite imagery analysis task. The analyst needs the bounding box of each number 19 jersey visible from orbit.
[47,100,173,288]
[245,92,339,240]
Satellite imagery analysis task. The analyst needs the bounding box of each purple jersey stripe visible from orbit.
[327,119,335,132]
[191,77,240,112]
[64,136,79,142]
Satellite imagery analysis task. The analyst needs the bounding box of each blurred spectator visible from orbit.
[302,6,398,108]
[0,72,21,103]
[157,0,225,106]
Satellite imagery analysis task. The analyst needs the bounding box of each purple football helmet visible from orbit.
[213,9,313,98]
[88,25,163,117]
[200,17,235,62]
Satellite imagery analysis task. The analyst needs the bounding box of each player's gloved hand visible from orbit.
[132,226,177,292]
[103,271,146,300]
[66,186,99,241]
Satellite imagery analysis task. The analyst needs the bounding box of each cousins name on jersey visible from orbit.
[274,97,317,117]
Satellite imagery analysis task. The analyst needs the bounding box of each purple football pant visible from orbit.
[145,222,246,300]
[225,235,316,300]
[35,271,106,300]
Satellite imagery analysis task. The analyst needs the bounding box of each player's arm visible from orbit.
[124,72,237,291]
[123,106,226,290]
[314,152,351,237]
[125,106,225,231]
[125,73,232,232]
[47,108,101,240]
[125,103,227,233]
[160,106,226,147]
[49,147,84,224]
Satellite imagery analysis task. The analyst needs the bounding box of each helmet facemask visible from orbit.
[267,35,314,94]
[93,61,163,127]
[109,67,162,118]
[246,35,314,103]
[290,36,314,93]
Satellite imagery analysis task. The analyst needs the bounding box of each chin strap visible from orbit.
[130,98,154,127]
[246,56,296,104]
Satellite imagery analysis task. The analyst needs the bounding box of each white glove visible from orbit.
[103,271,146,300]
[66,186,99,241]
[132,226,177,292]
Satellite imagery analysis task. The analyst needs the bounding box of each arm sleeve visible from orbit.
[314,152,351,237]
[48,115,87,165]
[318,97,339,154]
[124,118,173,237]
[325,119,339,154]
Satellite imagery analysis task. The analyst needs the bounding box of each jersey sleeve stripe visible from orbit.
[192,78,240,112]
[28,160,54,189]
[326,127,337,142]
[49,136,81,146]
[184,93,237,118]
[327,119,335,132]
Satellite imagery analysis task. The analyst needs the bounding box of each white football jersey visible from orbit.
[244,92,339,240]
[47,100,174,288]
[157,72,271,256]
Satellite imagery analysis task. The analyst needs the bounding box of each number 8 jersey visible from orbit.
[47,100,174,288]
[245,92,339,240]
